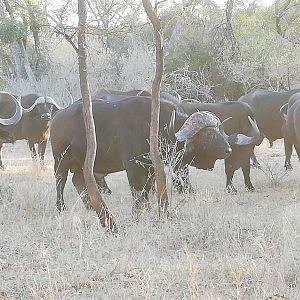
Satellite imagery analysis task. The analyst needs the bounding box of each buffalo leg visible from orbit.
[294,144,300,162]
[72,169,117,232]
[268,139,274,148]
[242,160,254,191]
[54,158,68,211]
[284,138,293,170]
[28,141,37,161]
[72,170,93,210]
[0,143,4,170]
[251,153,261,168]
[225,161,237,193]
[95,175,112,194]
[38,141,47,168]
[125,165,152,217]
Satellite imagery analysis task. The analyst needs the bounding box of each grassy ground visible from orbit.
[0,139,300,299]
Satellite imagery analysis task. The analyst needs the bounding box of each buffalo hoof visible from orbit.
[56,202,66,212]
[226,185,237,194]
[82,199,93,210]
[251,162,261,169]
[246,185,255,192]
[285,163,293,171]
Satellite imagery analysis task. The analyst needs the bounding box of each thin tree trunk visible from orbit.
[142,0,169,217]
[77,0,117,233]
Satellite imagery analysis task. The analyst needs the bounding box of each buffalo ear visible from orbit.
[52,105,59,114]
[53,106,59,112]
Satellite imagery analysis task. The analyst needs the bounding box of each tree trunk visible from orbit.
[2,0,37,85]
[142,0,169,217]
[225,0,241,61]
[77,0,117,233]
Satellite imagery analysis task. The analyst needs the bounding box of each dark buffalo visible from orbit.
[93,88,152,99]
[179,99,260,193]
[0,94,66,169]
[281,92,300,169]
[50,96,232,219]
[89,91,260,193]
[239,88,300,166]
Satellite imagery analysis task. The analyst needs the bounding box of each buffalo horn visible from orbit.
[169,109,176,141]
[232,116,260,146]
[169,90,181,102]
[66,89,74,104]
[280,103,288,121]
[136,89,147,96]
[219,117,233,139]
[0,95,22,126]
[22,96,69,112]
[182,98,199,103]
[175,111,220,142]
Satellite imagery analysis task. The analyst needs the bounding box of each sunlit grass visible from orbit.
[0,139,300,299]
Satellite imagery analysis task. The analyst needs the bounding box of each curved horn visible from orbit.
[175,111,220,142]
[280,103,288,121]
[182,98,199,103]
[22,97,45,113]
[231,116,260,146]
[66,89,74,105]
[23,96,71,113]
[0,95,22,125]
[169,109,176,142]
[44,96,66,110]
[136,89,150,96]
[169,90,181,102]
[219,117,233,139]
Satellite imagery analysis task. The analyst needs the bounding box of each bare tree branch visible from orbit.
[142,0,169,218]
[77,0,117,232]
[275,0,300,44]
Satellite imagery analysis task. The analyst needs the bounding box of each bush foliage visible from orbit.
[0,0,300,102]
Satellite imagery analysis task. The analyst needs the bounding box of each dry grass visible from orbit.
[0,139,300,299]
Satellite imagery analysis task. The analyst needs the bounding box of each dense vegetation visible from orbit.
[0,0,299,102]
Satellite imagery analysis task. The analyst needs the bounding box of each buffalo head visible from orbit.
[22,96,67,122]
[175,111,232,170]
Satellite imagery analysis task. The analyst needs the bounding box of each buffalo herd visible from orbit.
[1,87,300,230]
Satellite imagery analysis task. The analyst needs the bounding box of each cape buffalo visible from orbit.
[50,96,232,217]
[179,99,260,193]
[93,88,152,99]
[239,88,300,166]
[281,92,300,169]
[0,94,67,169]
[89,91,260,193]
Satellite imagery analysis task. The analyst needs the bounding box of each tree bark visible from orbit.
[77,0,117,233]
[225,0,241,61]
[142,0,169,217]
[2,0,37,85]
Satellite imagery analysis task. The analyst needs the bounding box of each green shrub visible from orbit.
[0,20,27,44]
